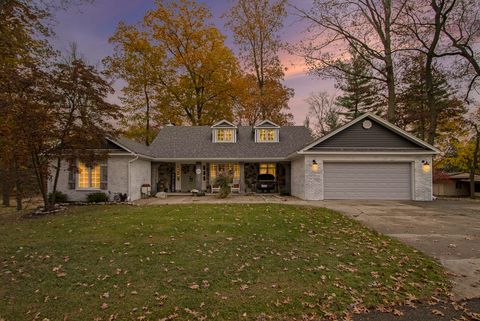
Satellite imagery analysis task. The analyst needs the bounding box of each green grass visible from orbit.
[0,204,448,321]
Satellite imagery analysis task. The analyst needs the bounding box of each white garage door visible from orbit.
[324,162,412,200]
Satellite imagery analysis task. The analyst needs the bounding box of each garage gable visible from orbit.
[300,113,439,153]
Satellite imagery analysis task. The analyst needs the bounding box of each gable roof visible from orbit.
[106,137,152,157]
[299,113,439,154]
[147,125,312,160]
[211,119,237,128]
[254,120,280,128]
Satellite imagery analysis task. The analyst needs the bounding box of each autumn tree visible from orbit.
[107,0,240,128]
[225,0,293,125]
[306,91,341,137]
[0,0,53,210]
[397,55,466,143]
[296,0,408,122]
[438,107,480,198]
[466,108,480,198]
[231,74,293,125]
[104,23,162,145]
[47,53,119,206]
[335,47,384,121]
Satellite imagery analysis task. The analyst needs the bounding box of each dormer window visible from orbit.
[254,120,280,143]
[258,129,276,142]
[216,128,235,142]
[211,119,237,143]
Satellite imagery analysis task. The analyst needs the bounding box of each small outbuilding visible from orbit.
[433,172,480,197]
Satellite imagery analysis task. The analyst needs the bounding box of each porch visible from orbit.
[150,161,291,195]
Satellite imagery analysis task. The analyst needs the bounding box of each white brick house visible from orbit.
[49,113,438,201]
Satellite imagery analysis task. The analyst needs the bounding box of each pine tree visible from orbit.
[397,55,466,143]
[335,48,383,121]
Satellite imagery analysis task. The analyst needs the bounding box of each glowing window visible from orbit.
[258,129,276,142]
[210,163,217,181]
[259,163,276,177]
[216,129,234,142]
[77,161,101,189]
[210,163,240,181]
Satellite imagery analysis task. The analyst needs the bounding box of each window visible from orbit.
[216,129,235,142]
[210,163,240,181]
[77,161,101,189]
[210,163,217,181]
[259,163,276,177]
[258,129,276,142]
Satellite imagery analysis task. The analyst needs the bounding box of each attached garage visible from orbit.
[290,113,439,201]
[323,162,412,200]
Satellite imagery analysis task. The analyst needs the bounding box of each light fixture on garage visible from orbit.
[311,160,319,173]
[422,160,431,173]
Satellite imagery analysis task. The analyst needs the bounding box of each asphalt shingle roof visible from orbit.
[119,126,312,160]
[115,136,151,156]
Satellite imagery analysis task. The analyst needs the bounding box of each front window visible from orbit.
[258,129,276,142]
[259,163,276,177]
[210,163,240,182]
[216,129,234,142]
[77,161,101,189]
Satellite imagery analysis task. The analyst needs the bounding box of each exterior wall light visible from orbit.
[422,160,431,173]
[311,160,319,173]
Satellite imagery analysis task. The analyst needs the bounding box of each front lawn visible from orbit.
[0,204,448,320]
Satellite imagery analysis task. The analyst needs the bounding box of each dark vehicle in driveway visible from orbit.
[256,174,276,192]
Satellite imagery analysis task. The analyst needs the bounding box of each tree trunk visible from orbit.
[425,57,437,145]
[383,0,396,123]
[30,150,51,210]
[470,130,479,199]
[425,1,443,145]
[51,156,62,205]
[144,84,150,146]
[1,175,11,207]
[13,159,22,211]
[15,178,22,211]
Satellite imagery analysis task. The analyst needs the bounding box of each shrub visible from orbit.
[48,191,68,204]
[87,192,109,203]
[196,191,206,197]
[215,175,231,199]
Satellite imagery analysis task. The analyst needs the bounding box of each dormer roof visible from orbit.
[254,120,280,128]
[211,119,237,128]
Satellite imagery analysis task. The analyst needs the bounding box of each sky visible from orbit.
[51,0,335,124]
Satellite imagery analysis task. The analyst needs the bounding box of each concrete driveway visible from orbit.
[322,199,480,300]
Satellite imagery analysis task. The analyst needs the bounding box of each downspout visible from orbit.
[127,154,139,201]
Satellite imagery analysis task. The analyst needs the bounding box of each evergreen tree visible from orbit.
[335,48,383,121]
[397,55,466,143]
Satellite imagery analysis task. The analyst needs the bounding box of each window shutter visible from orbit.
[100,161,108,190]
[68,164,76,190]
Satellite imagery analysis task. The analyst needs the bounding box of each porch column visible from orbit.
[284,162,291,194]
[151,163,159,194]
[239,162,245,193]
[195,162,202,191]
[175,163,181,192]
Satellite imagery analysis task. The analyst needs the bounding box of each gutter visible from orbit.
[127,154,139,201]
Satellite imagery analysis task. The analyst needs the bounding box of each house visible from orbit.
[48,113,439,201]
[433,172,480,197]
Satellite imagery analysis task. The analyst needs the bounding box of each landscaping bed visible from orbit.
[0,204,448,320]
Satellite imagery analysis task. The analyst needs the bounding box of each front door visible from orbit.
[181,164,196,192]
